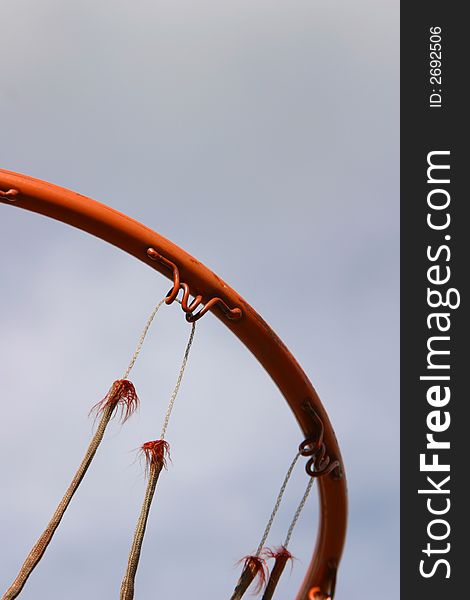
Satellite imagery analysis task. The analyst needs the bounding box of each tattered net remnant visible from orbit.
[90,379,139,423]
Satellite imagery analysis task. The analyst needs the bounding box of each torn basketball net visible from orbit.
[0,171,346,600]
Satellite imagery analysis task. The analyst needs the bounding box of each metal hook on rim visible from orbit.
[300,400,342,480]
[147,248,180,303]
[147,247,242,323]
[0,188,19,201]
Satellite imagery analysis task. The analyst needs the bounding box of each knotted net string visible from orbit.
[120,320,197,600]
[119,461,163,600]
[2,297,167,600]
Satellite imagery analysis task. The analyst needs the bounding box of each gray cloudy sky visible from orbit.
[0,1,398,599]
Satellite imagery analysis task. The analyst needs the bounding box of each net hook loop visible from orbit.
[0,188,19,200]
[147,247,242,322]
[300,400,342,479]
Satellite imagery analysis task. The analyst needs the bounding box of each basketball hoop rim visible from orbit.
[0,168,347,600]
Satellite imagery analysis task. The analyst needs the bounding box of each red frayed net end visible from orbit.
[264,546,293,562]
[264,546,294,575]
[90,380,139,423]
[140,439,171,471]
[237,555,268,595]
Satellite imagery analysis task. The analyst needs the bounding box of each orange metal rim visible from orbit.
[0,168,347,599]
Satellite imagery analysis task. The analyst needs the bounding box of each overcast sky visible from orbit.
[0,1,398,598]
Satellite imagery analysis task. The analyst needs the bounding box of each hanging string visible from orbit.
[2,297,166,600]
[261,547,293,600]
[229,451,300,600]
[160,320,196,440]
[120,320,196,600]
[283,476,314,547]
[255,452,300,556]
[122,299,166,380]
[261,477,315,600]
[119,442,169,600]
